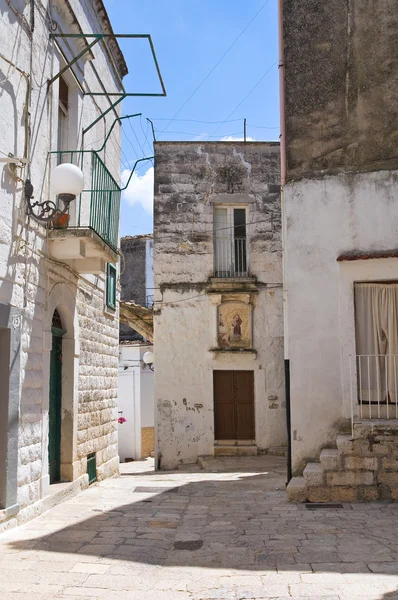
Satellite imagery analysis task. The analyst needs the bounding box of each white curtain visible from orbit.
[355,283,398,404]
[214,207,232,276]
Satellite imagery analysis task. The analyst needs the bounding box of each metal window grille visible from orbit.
[214,206,248,278]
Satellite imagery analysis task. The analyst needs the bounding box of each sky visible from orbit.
[102,0,280,236]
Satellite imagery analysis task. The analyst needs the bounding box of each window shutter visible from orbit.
[106,263,117,309]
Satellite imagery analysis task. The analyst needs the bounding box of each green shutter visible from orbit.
[87,453,97,485]
[106,263,117,309]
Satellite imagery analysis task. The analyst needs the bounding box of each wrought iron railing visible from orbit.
[49,150,120,252]
[146,294,154,308]
[350,354,398,420]
[49,151,152,253]
[214,236,248,278]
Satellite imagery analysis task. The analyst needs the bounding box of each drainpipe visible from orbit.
[284,359,292,484]
[278,0,286,185]
[278,0,292,483]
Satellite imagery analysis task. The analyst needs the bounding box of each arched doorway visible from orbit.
[49,309,66,484]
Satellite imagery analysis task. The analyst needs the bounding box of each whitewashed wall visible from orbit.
[284,170,398,473]
[118,344,154,461]
[0,0,123,522]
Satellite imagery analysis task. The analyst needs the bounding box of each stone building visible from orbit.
[279,1,398,501]
[0,0,127,529]
[118,342,154,461]
[120,234,154,341]
[153,141,286,470]
[118,234,155,460]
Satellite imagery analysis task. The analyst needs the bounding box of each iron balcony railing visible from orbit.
[146,294,154,308]
[50,150,120,252]
[350,354,398,420]
[49,151,152,252]
[214,236,248,278]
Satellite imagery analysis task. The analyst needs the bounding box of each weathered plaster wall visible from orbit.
[283,0,398,179]
[284,170,398,473]
[0,0,123,522]
[154,142,286,469]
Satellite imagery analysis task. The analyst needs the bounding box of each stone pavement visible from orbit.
[1,455,398,600]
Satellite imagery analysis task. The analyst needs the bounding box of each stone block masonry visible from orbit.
[288,422,398,503]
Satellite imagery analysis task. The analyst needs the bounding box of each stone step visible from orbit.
[303,462,324,486]
[286,477,307,502]
[320,448,342,470]
[214,445,257,457]
[337,434,370,454]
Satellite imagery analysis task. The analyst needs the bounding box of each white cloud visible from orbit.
[221,136,256,142]
[121,166,154,214]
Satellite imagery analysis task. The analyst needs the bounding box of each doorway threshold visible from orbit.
[214,444,257,457]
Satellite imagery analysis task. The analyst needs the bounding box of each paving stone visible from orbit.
[1,456,398,599]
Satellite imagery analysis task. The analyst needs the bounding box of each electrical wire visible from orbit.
[211,61,278,138]
[148,118,279,130]
[249,124,279,129]
[151,217,278,243]
[129,119,154,167]
[154,130,244,138]
[150,118,244,124]
[156,0,270,139]
[153,283,283,306]
[140,115,153,156]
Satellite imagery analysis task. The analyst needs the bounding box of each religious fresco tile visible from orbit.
[217,302,252,349]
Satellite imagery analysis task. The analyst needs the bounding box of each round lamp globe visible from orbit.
[52,163,84,197]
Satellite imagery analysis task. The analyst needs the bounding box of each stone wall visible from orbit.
[154,142,286,469]
[0,0,123,524]
[120,235,151,341]
[282,0,398,179]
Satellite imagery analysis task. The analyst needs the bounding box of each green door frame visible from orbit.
[49,325,65,484]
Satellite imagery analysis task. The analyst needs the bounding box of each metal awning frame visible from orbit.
[48,33,167,98]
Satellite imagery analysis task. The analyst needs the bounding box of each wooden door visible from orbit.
[213,370,255,440]
[49,334,62,484]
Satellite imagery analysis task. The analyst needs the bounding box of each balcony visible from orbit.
[214,236,248,278]
[47,151,120,273]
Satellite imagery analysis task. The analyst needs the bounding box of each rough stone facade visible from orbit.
[120,235,153,341]
[154,141,286,470]
[281,0,398,482]
[283,0,398,179]
[0,0,124,529]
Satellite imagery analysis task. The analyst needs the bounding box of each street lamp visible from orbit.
[25,162,84,223]
[143,350,154,371]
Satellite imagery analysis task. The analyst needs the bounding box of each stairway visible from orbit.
[287,422,398,502]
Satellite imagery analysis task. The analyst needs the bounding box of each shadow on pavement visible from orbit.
[7,457,398,583]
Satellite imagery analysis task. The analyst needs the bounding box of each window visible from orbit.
[57,76,69,161]
[106,263,117,309]
[214,206,247,277]
[355,282,398,410]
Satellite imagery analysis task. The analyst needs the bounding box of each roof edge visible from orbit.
[92,0,128,79]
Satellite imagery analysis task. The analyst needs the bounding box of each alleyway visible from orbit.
[1,456,398,600]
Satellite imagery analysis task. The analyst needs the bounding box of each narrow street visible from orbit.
[1,456,398,600]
